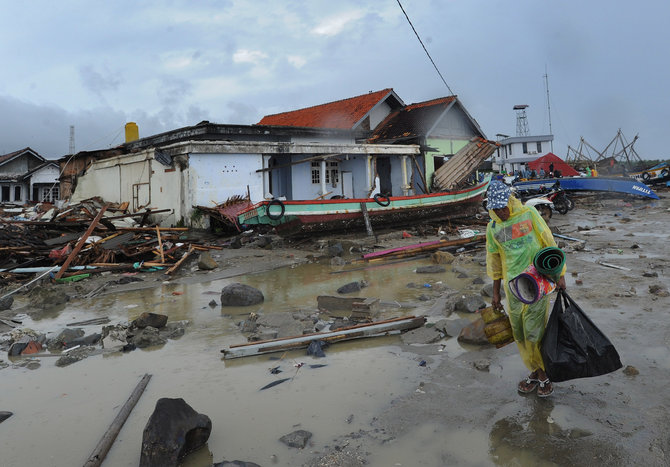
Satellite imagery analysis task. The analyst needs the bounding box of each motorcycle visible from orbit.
[482,189,555,222]
[543,189,574,214]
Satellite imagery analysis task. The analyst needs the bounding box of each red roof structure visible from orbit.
[368,96,458,143]
[257,89,402,130]
[528,153,579,177]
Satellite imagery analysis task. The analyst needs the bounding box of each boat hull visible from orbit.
[238,179,490,236]
[513,177,659,200]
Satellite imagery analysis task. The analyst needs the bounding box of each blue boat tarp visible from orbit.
[513,177,659,200]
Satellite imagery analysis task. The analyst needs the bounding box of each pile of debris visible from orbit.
[0,197,220,287]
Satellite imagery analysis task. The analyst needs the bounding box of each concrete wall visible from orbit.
[188,153,264,207]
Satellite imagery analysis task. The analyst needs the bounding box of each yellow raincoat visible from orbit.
[486,196,565,372]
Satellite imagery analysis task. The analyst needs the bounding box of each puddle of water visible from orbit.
[0,256,481,466]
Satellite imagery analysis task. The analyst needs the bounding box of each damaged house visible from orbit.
[0,147,60,204]
[63,89,495,230]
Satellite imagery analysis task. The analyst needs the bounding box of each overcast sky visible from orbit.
[1,0,668,161]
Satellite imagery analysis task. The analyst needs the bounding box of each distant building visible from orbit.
[493,134,554,174]
[0,147,60,204]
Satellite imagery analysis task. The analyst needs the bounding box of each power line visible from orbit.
[396,0,454,95]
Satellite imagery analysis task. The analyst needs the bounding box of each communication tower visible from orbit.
[514,104,529,137]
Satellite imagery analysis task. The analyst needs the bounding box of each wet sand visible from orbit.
[1,190,669,466]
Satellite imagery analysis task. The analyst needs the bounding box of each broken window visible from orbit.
[14,186,21,201]
[1,186,9,202]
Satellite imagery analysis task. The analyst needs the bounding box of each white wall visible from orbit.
[188,153,264,206]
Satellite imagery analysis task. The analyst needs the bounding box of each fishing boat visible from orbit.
[512,176,659,200]
[237,176,491,235]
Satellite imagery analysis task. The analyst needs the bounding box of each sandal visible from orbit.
[537,378,554,397]
[517,376,539,394]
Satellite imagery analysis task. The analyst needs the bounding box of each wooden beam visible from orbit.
[54,204,110,280]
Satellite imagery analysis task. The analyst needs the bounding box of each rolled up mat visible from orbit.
[509,264,556,304]
[533,247,565,282]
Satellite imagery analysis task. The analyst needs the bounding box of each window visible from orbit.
[1,186,9,202]
[537,142,542,153]
[311,161,340,184]
[522,142,528,154]
[14,186,21,201]
[41,186,59,203]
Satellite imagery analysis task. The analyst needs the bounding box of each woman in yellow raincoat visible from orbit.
[485,180,566,397]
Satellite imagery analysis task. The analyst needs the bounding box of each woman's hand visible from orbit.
[557,276,566,290]
[492,279,503,310]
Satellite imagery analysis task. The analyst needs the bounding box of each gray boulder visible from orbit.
[197,251,218,270]
[0,411,13,424]
[454,295,487,313]
[0,296,13,311]
[133,312,168,329]
[457,319,490,345]
[279,429,312,449]
[140,398,212,467]
[47,328,85,352]
[337,281,367,294]
[220,283,264,306]
[129,327,168,348]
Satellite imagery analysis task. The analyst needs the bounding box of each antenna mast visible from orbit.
[514,105,529,136]
[544,68,554,152]
[69,125,75,155]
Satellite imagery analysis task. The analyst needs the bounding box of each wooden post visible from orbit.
[155,226,165,263]
[54,204,109,280]
[82,373,152,467]
[360,202,374,237]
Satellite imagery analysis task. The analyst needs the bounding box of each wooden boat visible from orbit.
[512,176,659,200]
[237,176,491,235]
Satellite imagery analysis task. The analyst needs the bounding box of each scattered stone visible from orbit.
[330,256,346,267]
[0,296,13,311]
[454,295,486,313]
[575,279,583,286]
[327,243,344,257]
[473,359,491,371]
[140,398,212,467]
[471,277,485,285]
[480,283,505,298]
[0,411,12,423]
[416,265,446,274]
[55,346,97,367]
[197,251,219,270]
[69,333,101,348]
[457,319,490,345]
[129,327,168,348]
[568,428,593,439]
[401,326,443,344]
[279,429,312,449]
[47,328,84,352]
[452,265,469,278]
[25,287,70,314]
[649,285,669,297]
[435,318,471,338]
[101,325,129,350]
[337,281,367,294]
[208,299,218,307]
[255,236,273,249]
[161,321,188,339]
[133,312,169,329]
[220,283,264,306]
[642,271,658,278]
[431,251,455,264]
[623,365,639,376]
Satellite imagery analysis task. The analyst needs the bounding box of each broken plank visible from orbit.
[221,315,426,359]
[54,204,110,280]
[165,245,195,275]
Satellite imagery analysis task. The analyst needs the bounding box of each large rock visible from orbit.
[47,328,85,352]
[140,398,212,467]
[0,411,12,424]
[457,318,490,345]
[27,287,70,309]
[337,281,367,294]
[129,327,168,348]
[0,296,13,311]
[197,251,219,271]
[220,283,264,306]
[454,295,487,313]
[133,312,168,329]
[416,265,446,274]
[431,251,455,264]
[279,429,312,449]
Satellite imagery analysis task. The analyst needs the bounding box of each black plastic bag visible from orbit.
[541,289,622,382]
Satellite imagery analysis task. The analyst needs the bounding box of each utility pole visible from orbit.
[544,68,554,152]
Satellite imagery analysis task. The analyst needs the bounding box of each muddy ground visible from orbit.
[1,188,669,466]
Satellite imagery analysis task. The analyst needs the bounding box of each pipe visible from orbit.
[320,159,327,197]
[401,155,409,196]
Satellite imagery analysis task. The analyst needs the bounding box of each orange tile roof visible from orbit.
[258,89,395,129]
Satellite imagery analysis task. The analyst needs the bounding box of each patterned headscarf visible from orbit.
[487,180,511,209]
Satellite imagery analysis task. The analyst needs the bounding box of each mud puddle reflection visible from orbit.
[0,256,482,466]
